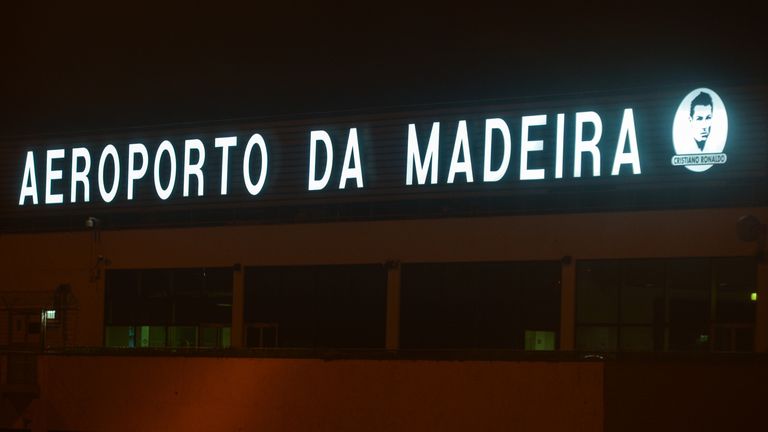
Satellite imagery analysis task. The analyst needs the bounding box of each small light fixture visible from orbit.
[46,310,56,320]
[751,292,758,302]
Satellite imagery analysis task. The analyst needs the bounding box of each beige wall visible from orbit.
[1,207,766,349]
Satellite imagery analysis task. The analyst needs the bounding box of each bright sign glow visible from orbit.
[309,130,333,191]
[406,122,440,186]
[339,128,363,189]
[71,147,91,202]
[16,87,732,207]
[183,139,206,197]
[45,149,65,204]
[215,136,237,195]
[672,88,728,172]
[483,118,511,182]
[574,111,603,178]
[154,140,176,200]
[308,128,363,191]
[520,115,547,181]
[611,109,642,175]
[447,120,473,184]
[127,143,148,200]
[243,133,268,196]
[97,145,120,203]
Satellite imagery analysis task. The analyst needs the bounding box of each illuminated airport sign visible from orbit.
[671,88,728,172]
[14,87,733,207]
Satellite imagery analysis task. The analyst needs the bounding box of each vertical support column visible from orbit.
[33,354,49,432]
[385,261,401,350]
[756,258,768,352]
[91,229,106,348]
[560,257,576,351]
[94,274,106,347]
[231,265,245,349]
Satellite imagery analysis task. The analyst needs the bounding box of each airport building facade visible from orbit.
[1,85,766,431]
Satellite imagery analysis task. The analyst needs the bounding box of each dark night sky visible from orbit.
[2,2,766,137]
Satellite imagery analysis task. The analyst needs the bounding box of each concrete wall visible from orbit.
[24,356,601,432]
[604,357,768,432]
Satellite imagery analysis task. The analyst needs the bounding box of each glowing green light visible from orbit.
[751,292,757,302]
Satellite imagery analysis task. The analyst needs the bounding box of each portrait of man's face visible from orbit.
[672,88,728,172]
[688,91,714,150]
[689,104,713,144]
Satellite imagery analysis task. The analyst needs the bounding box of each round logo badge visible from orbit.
[671,88,728,172]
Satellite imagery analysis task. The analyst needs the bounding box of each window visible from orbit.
[713,258,757,351]
[576,258,756,352]
[244,265,387,348]
[400,261,561,350]
[104,268,233,349]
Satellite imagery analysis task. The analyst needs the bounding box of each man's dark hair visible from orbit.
[689,92,713,117]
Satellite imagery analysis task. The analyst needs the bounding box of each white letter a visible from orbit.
[19,151,39,205]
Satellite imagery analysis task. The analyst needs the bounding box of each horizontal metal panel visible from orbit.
[1,85,766,232]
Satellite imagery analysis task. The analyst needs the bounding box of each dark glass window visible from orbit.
[244,264,387,348]
[400,261,561,350]
[576,258,756,353]
[713,258,756,351]
[104,268,233,348]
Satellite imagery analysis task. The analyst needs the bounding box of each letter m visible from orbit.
[406,122,440,185]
